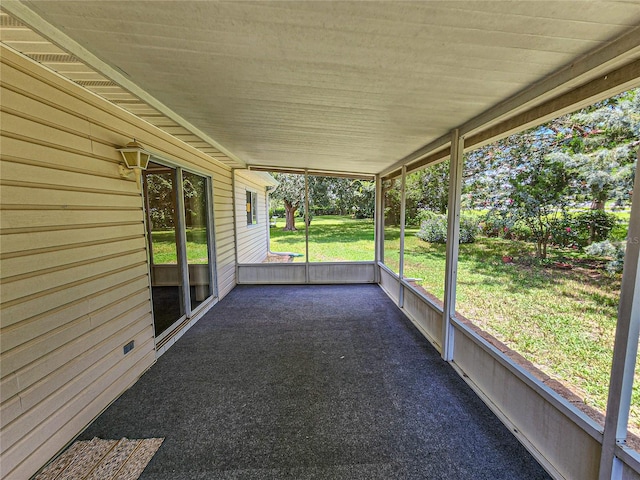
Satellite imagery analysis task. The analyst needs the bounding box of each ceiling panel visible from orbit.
[6,1,640,174]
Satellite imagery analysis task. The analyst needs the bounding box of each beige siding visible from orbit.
[235,170,270,264]
[0,46,237,479]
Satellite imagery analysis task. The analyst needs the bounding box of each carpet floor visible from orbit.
[79,284,551,479]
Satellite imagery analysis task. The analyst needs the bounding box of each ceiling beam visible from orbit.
[0,0,247,168]
[460,26,640,139]
[465,58,640,151]
[379,133,451,179]
[248,166,374,181]
[383,147,452,181]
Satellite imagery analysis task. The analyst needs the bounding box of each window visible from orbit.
[246,190,258,225]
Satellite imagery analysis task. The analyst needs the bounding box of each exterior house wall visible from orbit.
[235,170,271,264]
[0,46,237,479]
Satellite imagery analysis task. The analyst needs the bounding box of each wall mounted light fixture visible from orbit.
[118,139,152,188]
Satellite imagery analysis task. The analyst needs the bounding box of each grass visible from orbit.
[151,229,209,264]
[270,216,375,262]
[273,215,637,431]
[609,210,632,240]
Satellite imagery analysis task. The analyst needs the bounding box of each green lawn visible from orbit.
[273,215,637,430]
[151,229,209,264]
[270,215,375,262]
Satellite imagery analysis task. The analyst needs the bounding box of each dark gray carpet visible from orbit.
[79,284,551,479]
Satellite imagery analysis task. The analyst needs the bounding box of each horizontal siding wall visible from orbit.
[235,170,269,264]
[0,46,236,479]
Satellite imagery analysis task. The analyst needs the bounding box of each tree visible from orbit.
[507,150,573,258]
[463,88,639,212]
[270,173,306,231]
[145,172,176,230]
[383,178,402,225]
[270,174,376,229]
[350,179,375,218]
[382,166,449,227]
[463,143,515,210]
[561,89,639,209]
[408,163,449,215]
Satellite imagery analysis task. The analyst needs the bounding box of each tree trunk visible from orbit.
[284,202,298,231]
[590,198,605,210]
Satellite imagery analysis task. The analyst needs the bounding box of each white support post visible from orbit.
[374,174,383,282]
[599,152,640,480]
[399,166,407,307]
[442,129,464,361]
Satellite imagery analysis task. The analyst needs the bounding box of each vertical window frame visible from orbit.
[246,189,258,225]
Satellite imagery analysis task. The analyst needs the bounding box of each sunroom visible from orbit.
[1,2,639,479]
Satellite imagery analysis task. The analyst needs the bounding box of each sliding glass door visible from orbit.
[182,171,213,311]
[144,161,216,340]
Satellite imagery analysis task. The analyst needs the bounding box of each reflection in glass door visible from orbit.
[182,171,213,311]
[144,162,186,337]
[144,162,216,341]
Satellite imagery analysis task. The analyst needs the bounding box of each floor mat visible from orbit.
[34,437,163,480]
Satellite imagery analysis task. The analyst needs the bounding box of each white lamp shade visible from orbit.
[118,140,151,169]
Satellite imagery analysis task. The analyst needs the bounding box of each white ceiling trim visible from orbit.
[1,0,247,168]
[249,165,374,181]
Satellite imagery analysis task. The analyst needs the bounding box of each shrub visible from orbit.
[416,214,478,244]
[478,212,533,241]
[415,209,438,227]
[548,211,618,248]
[478,212,511,238]
[549,217,579,247]
[573,210,618,245]
[459,216,479,243]
[585,240,626,274]
[507,221,533,241]
[416,215,447,243]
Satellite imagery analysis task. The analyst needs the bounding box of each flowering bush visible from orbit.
[479,212,512,238]
[549,211,618,248]
[506,222,533,241]
[549,219,578,247]
[572,210,618,245]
